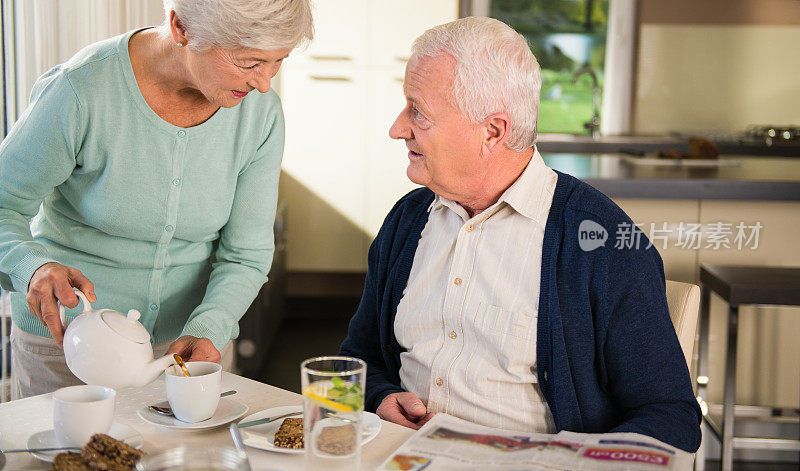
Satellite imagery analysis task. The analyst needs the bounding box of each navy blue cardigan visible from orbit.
[340,171,702,453]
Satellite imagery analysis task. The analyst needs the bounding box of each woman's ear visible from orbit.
[169,10,188,46]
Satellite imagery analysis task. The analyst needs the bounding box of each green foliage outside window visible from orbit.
[491,0,609,135]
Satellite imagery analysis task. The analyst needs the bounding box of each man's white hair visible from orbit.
[160,0,313,51]
[411,17,541,151]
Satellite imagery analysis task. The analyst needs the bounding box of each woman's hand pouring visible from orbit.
[27,262,96,348]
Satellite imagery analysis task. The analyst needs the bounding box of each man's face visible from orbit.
[186,47,291,108]
[389,54,485,201]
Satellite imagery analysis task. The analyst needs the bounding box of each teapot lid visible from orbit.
[101,309,151,344]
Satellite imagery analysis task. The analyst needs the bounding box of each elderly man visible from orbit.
[340,17,701,452]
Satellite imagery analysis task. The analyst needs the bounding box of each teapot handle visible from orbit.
[58,288,94,328]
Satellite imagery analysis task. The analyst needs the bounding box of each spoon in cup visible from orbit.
[173,354,191,377]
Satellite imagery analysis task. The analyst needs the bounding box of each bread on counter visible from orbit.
[656,137,720,160]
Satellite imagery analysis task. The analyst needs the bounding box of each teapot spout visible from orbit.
[144,354,177,384]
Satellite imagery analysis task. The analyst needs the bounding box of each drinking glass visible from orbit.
[134,445,249,470]
[301,356,366,471]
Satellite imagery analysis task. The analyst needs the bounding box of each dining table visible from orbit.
[0,372,414,470]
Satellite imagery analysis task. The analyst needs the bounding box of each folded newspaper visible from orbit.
[378,414,693,470]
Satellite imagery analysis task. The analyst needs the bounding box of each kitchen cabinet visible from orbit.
[697,201,800,409]
[365,68,420,235]
[615,198,800,410]
[280,65,370,271]
[279,0,458,271]
[367,0,459,66]
[291,0,369,65]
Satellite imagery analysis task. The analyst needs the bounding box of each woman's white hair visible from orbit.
[160,0,313,51]
[411,17,541,151]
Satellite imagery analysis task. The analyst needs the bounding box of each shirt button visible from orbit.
[453,278,462,286]
[543,371,548,382]
[149,304,158,311]
[165,225,174,232]
[177,130,186,137]
[449,331,457,339]
[172,178,181,186]
[435,378,443,387]
[465,224,473,232]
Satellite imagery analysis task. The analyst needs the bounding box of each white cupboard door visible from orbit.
[697,201,800,408]
[292,0,368,65]
[366,68,421,236]
[368,0,459,66]
[280,65,369,271]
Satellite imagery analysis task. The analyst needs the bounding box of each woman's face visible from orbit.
[185,46,291,107]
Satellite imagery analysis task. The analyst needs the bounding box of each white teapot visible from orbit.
[59,289,175,389]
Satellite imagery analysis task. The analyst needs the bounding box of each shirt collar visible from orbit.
[498,148,553,224]
[428,194,469,220]
[428,147,553,225]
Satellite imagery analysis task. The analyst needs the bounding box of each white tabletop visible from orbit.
[0,372,413,470]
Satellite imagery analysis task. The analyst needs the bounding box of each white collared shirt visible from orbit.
[394,149,558,433]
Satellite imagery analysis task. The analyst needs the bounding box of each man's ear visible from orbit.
[169,10,188,45]
[483,113,510,152]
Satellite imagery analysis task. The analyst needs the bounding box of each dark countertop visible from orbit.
[537,135,800,157]
[541,153,800,201]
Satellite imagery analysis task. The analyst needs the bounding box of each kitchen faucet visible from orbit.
[572,65,601,138]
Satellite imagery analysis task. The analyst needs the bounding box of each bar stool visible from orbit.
[696,264,800,471]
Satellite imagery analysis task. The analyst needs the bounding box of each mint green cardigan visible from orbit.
[0,30,283,350]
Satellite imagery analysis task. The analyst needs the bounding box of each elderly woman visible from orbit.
[0,0,312,397]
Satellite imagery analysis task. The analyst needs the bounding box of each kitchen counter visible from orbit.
[537,135,800,157]
[542,153,800,200]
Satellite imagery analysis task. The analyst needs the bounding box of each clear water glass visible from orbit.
[301,356,366,471]
[134,445,249,470]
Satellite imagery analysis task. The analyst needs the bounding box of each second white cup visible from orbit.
[166,361,222,423]
[54,385,116,447]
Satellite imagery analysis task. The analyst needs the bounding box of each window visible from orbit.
[489,0,610,135]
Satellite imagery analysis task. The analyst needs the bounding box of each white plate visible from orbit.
[26,422,143,463]
[240,405,382,454]
[136,397,248,430]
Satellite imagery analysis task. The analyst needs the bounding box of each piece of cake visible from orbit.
[273,417,304,449]
[52,433,144,471]
[52,452,91,471]
[82,433,143,470]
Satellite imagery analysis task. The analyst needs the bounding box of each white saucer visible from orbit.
[137,397,248,430]
[240,405,381,454]
[26,422,143,463]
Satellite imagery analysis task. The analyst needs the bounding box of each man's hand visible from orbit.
[167,335,221,363]
[376,392,435,430]
[27,262,96,348]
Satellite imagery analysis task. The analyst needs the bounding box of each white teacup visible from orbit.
[54,385,116,447]
[166,361,222,423]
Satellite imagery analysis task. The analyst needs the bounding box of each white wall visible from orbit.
[9,0,163,119]
[635,24,800,135]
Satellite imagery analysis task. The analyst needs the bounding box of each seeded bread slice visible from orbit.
[52,452,91,471]
[82,434,143,470]
[273,417,304,449]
